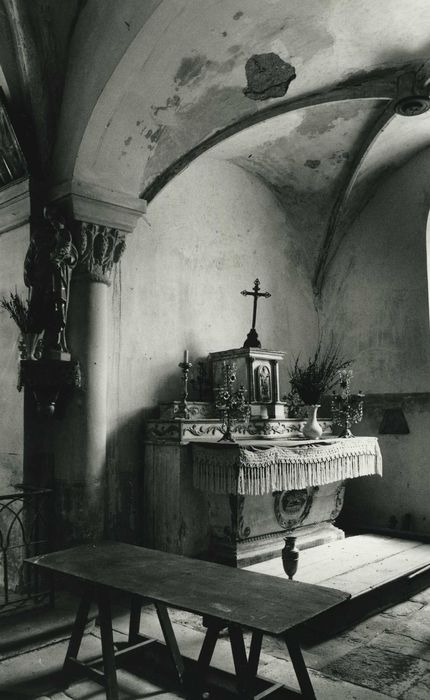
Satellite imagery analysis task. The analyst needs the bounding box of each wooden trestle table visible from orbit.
[26,541,349,699]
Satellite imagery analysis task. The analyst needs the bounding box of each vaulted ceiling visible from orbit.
[2,0,430,289]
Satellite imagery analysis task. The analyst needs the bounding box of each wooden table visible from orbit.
[26,542,349,699]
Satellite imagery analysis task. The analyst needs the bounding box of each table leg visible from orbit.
[155,602,185,685]
[192,619,225,699]
[284,634,316,700]
[248,630,263,685]
[129,594,141,643]
[63,592,91,680]
[228,624,252,698]
[97,588,119,700]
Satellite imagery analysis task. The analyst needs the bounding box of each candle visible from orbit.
[183,349,189,364]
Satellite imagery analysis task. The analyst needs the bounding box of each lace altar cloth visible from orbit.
[192,437,382,495]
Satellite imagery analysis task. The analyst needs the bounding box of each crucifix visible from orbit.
[241,278,271,348]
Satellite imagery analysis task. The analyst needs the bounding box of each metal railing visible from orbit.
[0,485,52,615]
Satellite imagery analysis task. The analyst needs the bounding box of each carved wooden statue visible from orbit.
[24,207,78,357]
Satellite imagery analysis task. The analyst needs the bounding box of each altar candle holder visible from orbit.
[177,358,193,419]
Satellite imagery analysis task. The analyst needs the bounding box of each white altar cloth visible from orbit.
[192,437,382,495]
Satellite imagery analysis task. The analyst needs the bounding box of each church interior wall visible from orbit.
[0,223,28,492]
[322,149,430,536]
[104,156,320,539]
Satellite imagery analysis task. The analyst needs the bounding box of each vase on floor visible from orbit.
[302,404,323,439]
[282,536,299,580]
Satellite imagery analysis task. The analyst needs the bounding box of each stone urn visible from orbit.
[302,404,323,439]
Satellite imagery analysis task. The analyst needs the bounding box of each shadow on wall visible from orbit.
[105,407,152,544]
[338,392,430,538]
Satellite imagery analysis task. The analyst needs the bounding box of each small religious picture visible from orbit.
[256,364,272,403]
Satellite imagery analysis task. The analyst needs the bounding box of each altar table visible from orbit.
[192,437,382,495]
[26,541,350,700]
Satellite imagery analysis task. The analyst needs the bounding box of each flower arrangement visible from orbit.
[331,368,365,438]
[0,291,42,360]
[289,338,351,406]
[214,362,250,442]
[0,291,31,333]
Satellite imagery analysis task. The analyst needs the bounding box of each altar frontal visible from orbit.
[192,437,382,495]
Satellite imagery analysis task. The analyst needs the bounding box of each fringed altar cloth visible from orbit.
[192,438,382,495]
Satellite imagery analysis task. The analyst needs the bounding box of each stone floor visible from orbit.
[1,585,430,699]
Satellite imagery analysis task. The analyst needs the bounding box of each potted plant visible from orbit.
[289,338,351,439]
[0,291,39,359]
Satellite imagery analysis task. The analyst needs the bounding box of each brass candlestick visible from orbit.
[177,359,192,419]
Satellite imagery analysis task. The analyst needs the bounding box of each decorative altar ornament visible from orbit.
[282,536,299,580]
[302,404,323,440]
[331,369,365,438]
[214,362,250,442]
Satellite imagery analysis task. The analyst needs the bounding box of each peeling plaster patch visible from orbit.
[259,5,334,63]
[175,85,254,142]
[142,87,256,191]
[305,159,320,169]
[233,11,244,20]
[174,55,208,86]
[297,102,363,138]
[329,150,350,163]
[174,52,243,93]
[152,94,181,116]
[144,126,163,150]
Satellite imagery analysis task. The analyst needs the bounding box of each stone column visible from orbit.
[24,183,145,545]
[65,223,126,540]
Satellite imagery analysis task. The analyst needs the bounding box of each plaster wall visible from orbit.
[0,224,28,490]
[322,150,430,535]
[105,158,319,539]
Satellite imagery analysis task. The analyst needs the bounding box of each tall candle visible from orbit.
[183,349,189,363]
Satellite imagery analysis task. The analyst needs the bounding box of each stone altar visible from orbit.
[143,402,382,566]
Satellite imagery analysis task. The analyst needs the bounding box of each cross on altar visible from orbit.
[241,278,271,348]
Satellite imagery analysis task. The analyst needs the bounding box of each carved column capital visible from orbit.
[72,221,126,285]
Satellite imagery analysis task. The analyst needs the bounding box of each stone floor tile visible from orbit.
[342,613,399,640]
[381,601,425,619]
[401,671,430,699]
[321,645,430,697]
[255,657,395,699]
[65,669,181,699]
[0,634,102,698]
[387,614,430,644]
[302,635,365,671]
[410,587,430,605]
[369,629,430,662]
